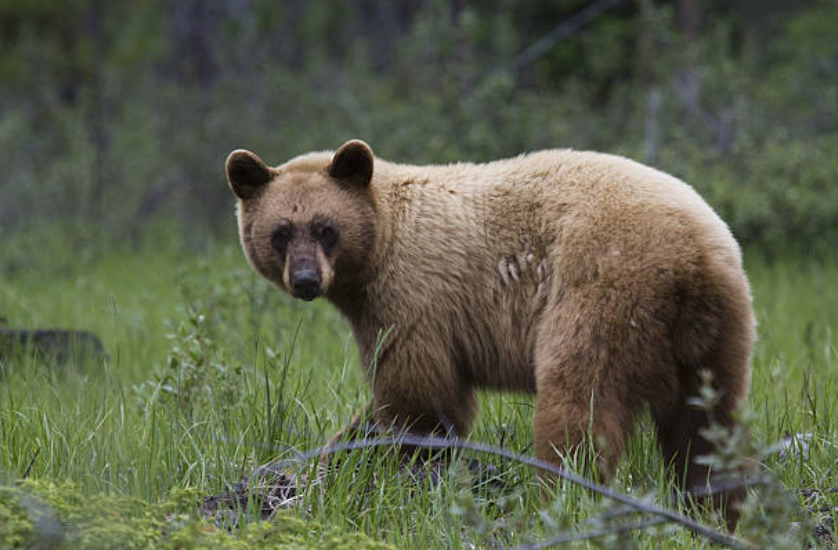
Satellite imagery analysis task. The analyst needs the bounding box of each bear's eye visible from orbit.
[270,227,292,255]
[316,223,339,253]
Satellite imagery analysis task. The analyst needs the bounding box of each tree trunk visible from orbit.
[84,0,109,222]
[638,0,660,164]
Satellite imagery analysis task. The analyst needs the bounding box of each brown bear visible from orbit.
[226,139,755,520]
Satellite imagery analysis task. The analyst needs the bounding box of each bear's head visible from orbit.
[226,139,377,302]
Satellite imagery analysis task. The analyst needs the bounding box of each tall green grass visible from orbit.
[1,237,836,548]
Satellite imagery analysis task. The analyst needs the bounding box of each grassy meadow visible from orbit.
[1,234,836,549]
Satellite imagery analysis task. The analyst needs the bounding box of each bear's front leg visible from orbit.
[319,403,373,467]
[321,330,477,469]
[367,328,478,439]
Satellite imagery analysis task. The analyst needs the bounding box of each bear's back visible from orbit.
[371,149,739,278]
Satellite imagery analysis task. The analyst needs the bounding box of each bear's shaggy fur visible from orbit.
[226,140,755,517]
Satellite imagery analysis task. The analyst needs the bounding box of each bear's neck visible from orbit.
[326,279,370,322]
[324,159,449,341]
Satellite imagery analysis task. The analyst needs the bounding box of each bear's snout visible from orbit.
[290,268,321,301]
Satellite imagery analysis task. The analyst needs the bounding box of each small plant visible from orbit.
[136,301,241,418]
[685,370,828,548]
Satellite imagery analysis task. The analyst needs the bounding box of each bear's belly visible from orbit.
[451,301,540,393]
[465,355,537,393]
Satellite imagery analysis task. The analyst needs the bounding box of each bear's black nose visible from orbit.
[291,269,321,301]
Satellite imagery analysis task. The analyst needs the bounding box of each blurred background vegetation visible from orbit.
[0,0,836,255]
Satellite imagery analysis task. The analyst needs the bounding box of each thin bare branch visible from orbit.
[502,516,667,550]
[22,447,40,479]
[284,433,755,550]
[513,0,625,69]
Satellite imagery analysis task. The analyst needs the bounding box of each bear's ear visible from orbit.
[329,139,374,187]
[226,149,273,200]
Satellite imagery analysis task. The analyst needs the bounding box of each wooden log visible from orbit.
[0,329,107,367]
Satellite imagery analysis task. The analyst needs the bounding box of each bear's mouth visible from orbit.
[294,288,320,301]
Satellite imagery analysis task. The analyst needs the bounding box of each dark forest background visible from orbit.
[1,0,836,254]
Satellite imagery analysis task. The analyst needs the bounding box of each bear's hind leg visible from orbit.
[654,261,755,530]
[653,389,748,531]
[533,384,630,478]
[531,287,659,478]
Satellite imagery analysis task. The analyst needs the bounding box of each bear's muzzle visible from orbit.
[290,267,321,301]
